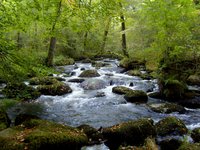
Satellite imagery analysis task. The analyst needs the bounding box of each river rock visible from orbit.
[112,86,133,95]
[158,137,182,150]
[77,124,103,145]
[92,62,110,68]
[148,103,186,114]
[0,110,10,131]
[155,116,188,136]
[119,58,145,70]
[124,90,148,103]
[178,96,200,109]
[0,119,88,150]
[191,128,200,143]
[103,118,156,150]
[68,78,85,83]
[79,70,100,77]
[187,75,200,85]
[80,79,106,90]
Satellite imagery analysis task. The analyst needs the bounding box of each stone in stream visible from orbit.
[103,118,156,150]
[191,128,200,143]
[155,116,188,136]
[80,79,106,90]
[124,90,148,103]
[79,70,100,78]
[68,78,85,83]
[112,86,133,95]
[148,103,186,114]
[0,119,88,150]
[187,74,200,86]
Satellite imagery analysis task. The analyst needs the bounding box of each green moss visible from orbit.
[0,99,18,111]
[0,110,11,131]
[155,116,188,136]
[29,77,58,85]
[112,86,133,95]
[2,82,40,100]
[191,128,200,143]
[178,143,200,150]
[54,56,75,66]
[79,70,100,77]
[124,90,148,103]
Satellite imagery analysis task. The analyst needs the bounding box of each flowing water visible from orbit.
[6,59,200,149]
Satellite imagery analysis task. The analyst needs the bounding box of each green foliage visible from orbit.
[54,55,75,66]
[0,99,18,111]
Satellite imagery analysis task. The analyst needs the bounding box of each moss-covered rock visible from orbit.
[68,78,85,83]
[37,82,72,96]
[191,128,200,143]
[80,79,106,90]
[0,119,88,150]
[77,125,103,145]
[2,82,40,100]
[30,77,72,96]
[103,118,156,149]
[178,143,200,150]
[112,86,133,95]
[187,75,200,85]
[0,110,10,131]
[119,58,146,71]
[148,103,186,114]
[148,92,163,99]
[91,62,110,68]
[127,70,151,80]
[158,137,182,150]
[124,90,148,103]
[79,70,100,78]
[159,79,187,101]
[155,116,188,136]
[54,56,75,66]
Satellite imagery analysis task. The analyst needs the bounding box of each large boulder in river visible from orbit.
[191,128,200,143]
[80,79,106,90]
[112,86,133,95]
[187,75,200,85]
[124,90,148,103]
[0,119,88,150]
[155,116,188,136]
[79,70,100,78]
[148,103,186,114]
[0,110,10,131]
[178,143,200,150]
[103,118,156,150]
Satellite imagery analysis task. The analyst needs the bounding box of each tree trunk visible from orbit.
[46,0,62,67]
[119,2,129,58]
[47,37,56,67]
[101,18,111,54]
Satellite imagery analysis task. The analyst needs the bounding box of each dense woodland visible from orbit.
[1,0,200,150]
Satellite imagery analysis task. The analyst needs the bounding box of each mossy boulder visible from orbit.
[148,103,186,114]
[155,116,188,136]
[124,90,148,103]
[148,92,163,99]
[159,137,182,150]
[2,82,40,100]
[0,119,88,150]
[191,128,200,143]
[80,79,106,90]
[54,57,75,66]
[187,75,200,85]
[37,82,72,96]
[103,118,156,149]
[178,143,200,150]
[112,86,133,95]
[159,79,187,100]
[119,58,145,70]
[77,125,103,145]
[0,110,10,131]
[127,70,151,80]
[79,70,100,78]
[30,77,72,96]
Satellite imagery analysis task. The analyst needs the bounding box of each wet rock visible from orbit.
[191,128,200,143]
[124,90,148,103]
[129,82,134,87]
[155,116,188,136]
[178,97,200,109]
[0,110,10,131]
[55,77,66,81]
[2,82,40,100]
[178,143,200,150]
[158,137,182,150]
[148,92,163,99]
[38,82,72,96]
[68,78,85,83]
[148,103,186,114]
[0,119,88,150]
[103,118,156,149]
[15,114,39,126]
[82,58,93,63]
[112,86,133,95]
[81,68,85,71]
[79,70,100,78]
[187,75,200,85]
[77,124,103,145]
[92,62,110,68]
[119,58,145,70]
[81,79,106,90]
[105,73,114,76]
[95,92,105,97]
